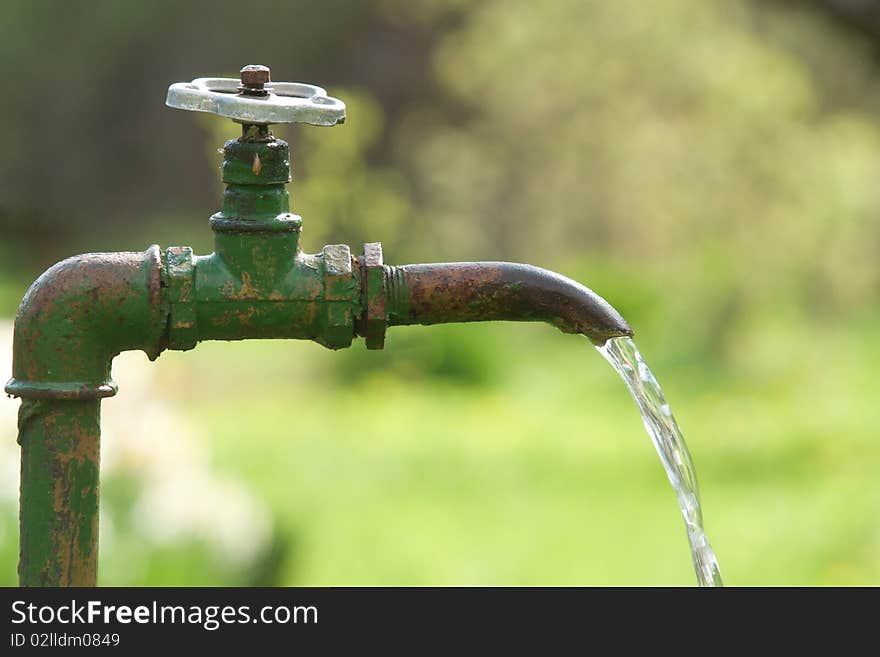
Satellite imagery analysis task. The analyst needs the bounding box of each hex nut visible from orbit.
[361,242,386,349]
[321,244,356,349]
[240,65,271,87]
[166,246,198,351]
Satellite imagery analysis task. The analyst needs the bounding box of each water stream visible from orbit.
[597,336,722,587]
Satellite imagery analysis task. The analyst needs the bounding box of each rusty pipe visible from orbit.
[384,262,632,344]
[6,247,167,586]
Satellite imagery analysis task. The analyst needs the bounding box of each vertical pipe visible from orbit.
[18,399,101,586]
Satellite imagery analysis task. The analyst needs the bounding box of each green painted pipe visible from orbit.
[6,128,631,586]
[17,399,102,586]
[7,248,166,586]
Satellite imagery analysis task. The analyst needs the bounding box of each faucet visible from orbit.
[5,66,632,586]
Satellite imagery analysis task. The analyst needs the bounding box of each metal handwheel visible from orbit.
[166,65,346,126]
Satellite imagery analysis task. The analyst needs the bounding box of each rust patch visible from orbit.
[393,262,632,342]
[233,271,258,300]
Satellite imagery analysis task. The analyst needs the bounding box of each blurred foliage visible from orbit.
[400,0,880,351]
[1,0,879,585]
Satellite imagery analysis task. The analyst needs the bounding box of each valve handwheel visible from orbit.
[165,64,345,126]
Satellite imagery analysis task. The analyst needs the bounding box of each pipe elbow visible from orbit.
[5,246,167,400]
[386,262,632,345]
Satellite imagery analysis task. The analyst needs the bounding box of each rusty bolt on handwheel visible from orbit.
[239,64,271,96]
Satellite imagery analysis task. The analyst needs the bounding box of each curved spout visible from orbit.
[385,262,632,345]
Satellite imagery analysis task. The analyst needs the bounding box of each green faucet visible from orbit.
[5,65,632,586]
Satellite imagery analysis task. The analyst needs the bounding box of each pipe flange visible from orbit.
[166,246,198,351]
[359,242,386,350]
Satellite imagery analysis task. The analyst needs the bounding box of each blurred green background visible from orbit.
[1,0,879,585]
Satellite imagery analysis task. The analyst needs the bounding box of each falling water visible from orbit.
[597,336,722,587]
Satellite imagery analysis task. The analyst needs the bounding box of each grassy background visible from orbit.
[3,312,878,586]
